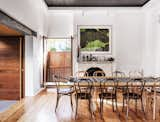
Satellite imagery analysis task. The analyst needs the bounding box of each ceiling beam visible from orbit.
[44,0,151,7]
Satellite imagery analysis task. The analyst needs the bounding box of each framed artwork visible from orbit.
[78,25,112,54]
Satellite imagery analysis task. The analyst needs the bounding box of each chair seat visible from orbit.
[99,92,116,99]
[76,92,92,99]
[58,88,75,94]
[123,92,141,99]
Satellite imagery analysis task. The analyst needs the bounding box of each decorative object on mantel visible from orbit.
[77,45,80,62]
[107,57,115,62]
[78,53,115,63]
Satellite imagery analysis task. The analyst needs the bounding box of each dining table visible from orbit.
[71,76,160,120]
[50,76,160,120]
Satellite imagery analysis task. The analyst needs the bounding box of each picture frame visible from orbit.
[78,25,112,55]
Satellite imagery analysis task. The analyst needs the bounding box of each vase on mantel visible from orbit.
[77,45,80,62]
[107,57,115,62]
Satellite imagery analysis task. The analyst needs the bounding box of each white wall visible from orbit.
[47,10,146,75]
[33,36,44,94]
[73,11,116,74]
[115,12,145,73]
[25,36,34,96]
[0,0,48,35]
[47,11,73,37]
[25,35,44,96]
[142,2,160,76]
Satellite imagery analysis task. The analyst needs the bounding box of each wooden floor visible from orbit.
[1,89,160,122]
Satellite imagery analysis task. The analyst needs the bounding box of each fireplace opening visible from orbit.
[86,67,105,76]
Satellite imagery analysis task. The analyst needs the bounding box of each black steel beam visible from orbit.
[0,10,37,36]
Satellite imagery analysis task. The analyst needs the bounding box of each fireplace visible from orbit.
[78,62,113,76]
[86,67,105,76]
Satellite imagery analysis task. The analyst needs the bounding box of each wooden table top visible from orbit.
[49,76,160,87]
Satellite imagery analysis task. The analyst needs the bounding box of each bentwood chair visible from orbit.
[93,71,105,114]
[112,70,125,78]
[53,75,75,112]
[74,78,93,118]
[122,78,146,115]
[112,70,126,93]
[129,70,144,78]
[145,77,160,118]
[93,71,105,77]
[99,78,119,118]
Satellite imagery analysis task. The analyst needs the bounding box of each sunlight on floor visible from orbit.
[0,100,17,113]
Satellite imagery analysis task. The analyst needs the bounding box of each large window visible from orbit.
[47,39,71,52]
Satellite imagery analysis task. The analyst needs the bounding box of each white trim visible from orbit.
[33,88,45,96]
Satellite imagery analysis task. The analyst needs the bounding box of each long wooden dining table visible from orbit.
[50,76,160,120]
[69,76,160,120]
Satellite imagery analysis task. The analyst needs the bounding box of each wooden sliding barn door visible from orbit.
[0,37,23,100]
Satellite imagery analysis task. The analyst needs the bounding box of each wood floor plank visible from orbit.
[1,89,160,122]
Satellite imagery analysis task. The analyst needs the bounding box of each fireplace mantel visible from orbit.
[78,61,114,76]
[78,61,113,64]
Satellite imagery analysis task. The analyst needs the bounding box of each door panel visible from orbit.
[0,37,21,100]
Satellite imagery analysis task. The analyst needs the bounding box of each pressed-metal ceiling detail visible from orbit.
[44,0,150,7]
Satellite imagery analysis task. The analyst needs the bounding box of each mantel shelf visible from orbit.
[78,61,113,64]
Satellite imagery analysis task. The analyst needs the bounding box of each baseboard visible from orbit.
[34,88,46,96]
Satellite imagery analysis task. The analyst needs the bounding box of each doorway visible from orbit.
[46,38,72,81]
[0,36,24,100]
[0,10,36,101]
[0,24,25,100]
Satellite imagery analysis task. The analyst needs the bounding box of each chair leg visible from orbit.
[70,94,73,111]
[115,97,118,112]
[122,97,125,112]
[99,98,103,119]
[115,97,120,117]
[141,98,145,115]
[135,99,137,113]
[126,98,130,119]
[100,99,104,119]
[112,98,115,112]
[75,95,78,119]
[88,98,93,118]
[55,94,60,112]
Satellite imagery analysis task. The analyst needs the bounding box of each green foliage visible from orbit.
[50,48,56,52]
[50,47,71,52]
[80,29,86,32]
[65,47,71,51]
[81,40,109,51]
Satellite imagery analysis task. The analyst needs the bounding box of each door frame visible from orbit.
[44,37,73,81]
[18,36,25,99]
[0,10,36,99]
[21,36,25,98]
[0,36,25,99]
